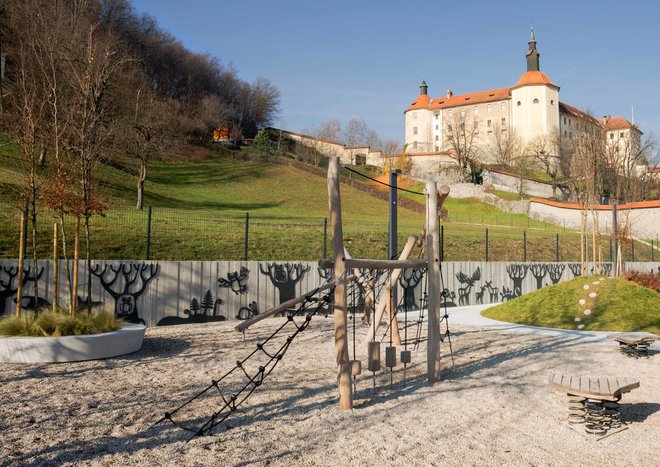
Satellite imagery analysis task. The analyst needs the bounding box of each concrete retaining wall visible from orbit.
[2,259,657,328]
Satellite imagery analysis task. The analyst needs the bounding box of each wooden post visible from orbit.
[16,210,26,317]
[328,157,352,410]
[72,217,80,316]
[364,235,418,345]
[426,181,442,384]
[52,222,58,312]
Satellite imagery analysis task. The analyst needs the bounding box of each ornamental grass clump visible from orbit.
[0,309,121,337]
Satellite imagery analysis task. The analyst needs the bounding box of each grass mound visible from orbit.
[0,309,121,337]
[482,276,660,333]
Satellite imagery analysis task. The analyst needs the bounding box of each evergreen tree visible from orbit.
[252,129,271,152]
[200,290,214,315]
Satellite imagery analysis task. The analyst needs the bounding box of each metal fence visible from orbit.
[0,203,656,262]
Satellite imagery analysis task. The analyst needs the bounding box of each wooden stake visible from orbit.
[72,217,80,316]
[16,210,26,317]
[426,181,442,384]
[328,157,352,410]
[52,222,58,313]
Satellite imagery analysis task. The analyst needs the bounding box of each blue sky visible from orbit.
[132,0,660,145]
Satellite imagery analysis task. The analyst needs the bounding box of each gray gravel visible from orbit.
[1,316,658,466]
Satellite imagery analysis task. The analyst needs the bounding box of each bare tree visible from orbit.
[526,133,564,198]
[443,111,481,181]
[487,121,522,167]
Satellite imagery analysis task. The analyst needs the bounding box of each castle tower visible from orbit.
[511,30,560,144]
[404,80,432,152]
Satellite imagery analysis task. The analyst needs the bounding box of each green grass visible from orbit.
[0,309,121,337]
[483,276,660,333]
[1,136,652,261]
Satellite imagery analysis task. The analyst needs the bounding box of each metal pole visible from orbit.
[612,203,618,276]
[244,212,249,261]
[556,233,559,262]
[440,225,444,262]
[388,169,399,260]
[652,240,655,262]
[609,239,613,262]
[631,238,635,262]
[146,206,152,260]
[323,217,328,259]
[523,230,527,262]
[485,228,489,262]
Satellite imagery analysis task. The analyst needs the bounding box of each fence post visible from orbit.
[556,233,559,262]
[652,240,655,262]
[323,217,328,259]
[440,225,444,262]
[485,228,489,262]
[609,239,613,262]
[523,230,527,262]
[146,206,152,260]
[244,212,249,261]
[631,239,635,262]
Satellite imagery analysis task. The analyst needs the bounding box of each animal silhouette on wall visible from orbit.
[398,269,424,311]
[529,264,548,290]
[218,267,249,294]
[500,286,517,302]
[546,264,565,284]
[440,288,457,307]
[568,263,582,277]
[485,281,499,303]
[91,263,159,324]
[0,266,44,314]
[475,284,487,304]
[318,267,332,282]
[260,262,310,315]
[158,290,225,326]
[236,301,259,320]
[506,264,528,298]
[456,267,481,305]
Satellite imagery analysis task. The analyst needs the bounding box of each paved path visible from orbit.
[407,304,659,347]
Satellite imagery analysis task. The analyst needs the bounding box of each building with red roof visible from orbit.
[404,31,642,168]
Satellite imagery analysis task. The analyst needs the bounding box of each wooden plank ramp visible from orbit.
[548,373,640,401]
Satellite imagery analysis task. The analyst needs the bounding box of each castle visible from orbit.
[403,31,642,167]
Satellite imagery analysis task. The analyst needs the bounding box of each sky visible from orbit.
[131,0,660,145]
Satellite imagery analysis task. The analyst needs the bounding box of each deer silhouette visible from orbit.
[485,281,499,303]
[0,266,44,314]
[91,263,159,324]
[475,284,487,304]
[456,267,481,306]
[260,263,310,315]
[398,269,424,311]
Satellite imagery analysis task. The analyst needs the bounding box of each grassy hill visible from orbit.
[0,137,653,261]
[482,276,660,333]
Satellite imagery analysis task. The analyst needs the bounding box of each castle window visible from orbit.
[570,132,572,138]
[473,121,478,129]
[500,102,505,111]
[563,117,567,125]
[460,108,465,116]
[473,106,478,114]
[448,124,453,133]
[413,141,418,149]
[550,100,554,105]
[487,104,492,113]
[435,135,439,141]
[610,133,614,139]
[448,109,453,116]
[533,98,539,104]
[517,101,521,106]
[435,125,438,130]
[569,120,571,127]
[413,113,417,120]
[434,112,439,119]
[413,127,418,135]
[487,119,492,128]
[435,145,439,151]
[501,118,506,126]
[565,131,568,137]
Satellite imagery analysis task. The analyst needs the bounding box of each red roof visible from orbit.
[406,93,431,111]
[512,71,558,89]
[599,116,639,132]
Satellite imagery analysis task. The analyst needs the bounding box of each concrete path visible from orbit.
[405,304,659,347]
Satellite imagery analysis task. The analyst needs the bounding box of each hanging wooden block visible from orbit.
[385,346,397,368]
[350,359,362,376]
[368,341,381,372]
[401,350,411,364]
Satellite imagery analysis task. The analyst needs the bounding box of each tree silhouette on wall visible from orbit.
[91,263,160,324]
[529,264,547,290]
[547,264,565,284]
[260,263,310,315]
[506,264,528,297]
[158,289,225,326]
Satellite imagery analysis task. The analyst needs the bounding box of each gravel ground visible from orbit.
[1,316,658,466]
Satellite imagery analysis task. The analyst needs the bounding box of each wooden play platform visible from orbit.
[607,332,659,357]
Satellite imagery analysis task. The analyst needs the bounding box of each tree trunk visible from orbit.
[136,159,146,210]
[71,217,80,316]
[31,200,39,309]
[84,214,92,311]
[16,210,26,317]
[52,222,58,312]
[60,216,73,309]
[39,143,47,167]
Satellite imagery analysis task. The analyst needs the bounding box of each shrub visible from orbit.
[625,270,660,293]
[0,309,121,337]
